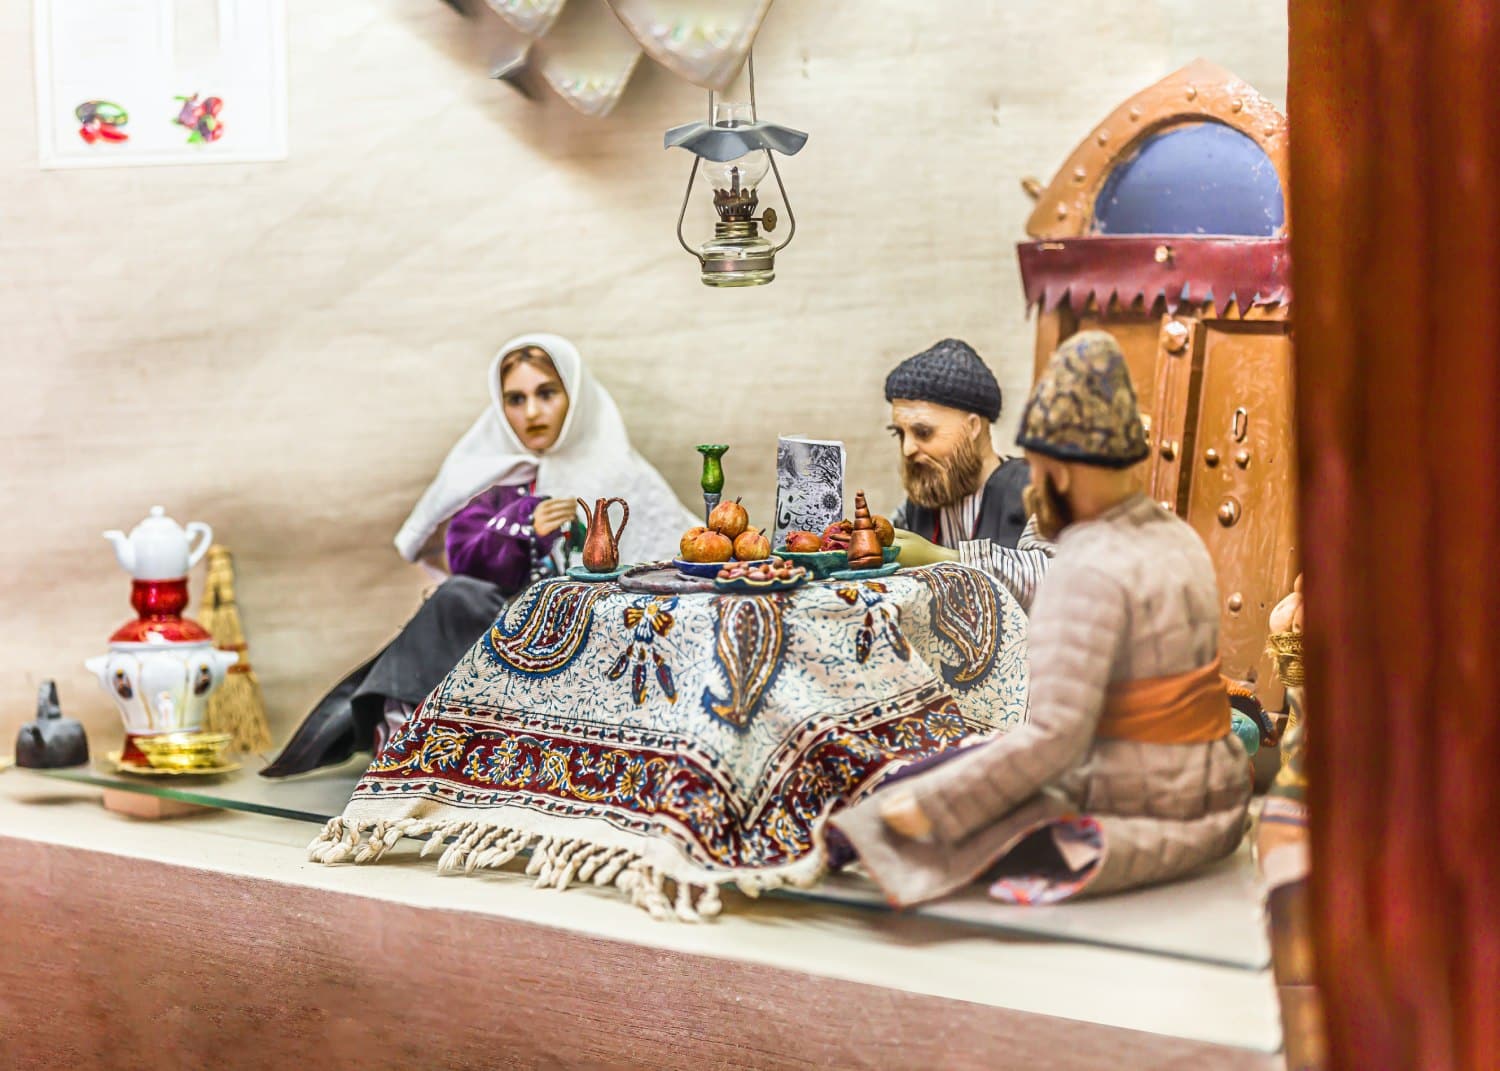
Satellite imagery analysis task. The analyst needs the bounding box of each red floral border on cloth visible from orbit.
[359,694,974,873]
[310,566,1030,920]
[1017,235,1292,315]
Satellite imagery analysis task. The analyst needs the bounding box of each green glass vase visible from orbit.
[696,444,728,523]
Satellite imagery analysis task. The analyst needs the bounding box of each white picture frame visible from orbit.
[35,0,287,169]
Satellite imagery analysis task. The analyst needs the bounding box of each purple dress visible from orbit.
[263,484,564,779]
[445,483,563,593]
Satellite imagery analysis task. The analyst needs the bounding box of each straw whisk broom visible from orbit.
[198,544,274,753]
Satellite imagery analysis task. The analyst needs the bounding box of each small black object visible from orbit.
[16,681,90,769]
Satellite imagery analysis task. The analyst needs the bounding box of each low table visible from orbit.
[326,566,1032,912]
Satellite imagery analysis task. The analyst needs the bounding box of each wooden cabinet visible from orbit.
[1018,62,1297,706]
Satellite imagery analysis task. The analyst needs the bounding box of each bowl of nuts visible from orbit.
[713,557,810,594]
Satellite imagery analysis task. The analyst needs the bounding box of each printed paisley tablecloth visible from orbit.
[311,563,1029,919]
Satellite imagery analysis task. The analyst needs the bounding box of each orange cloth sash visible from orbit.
[1097,657,1231,744]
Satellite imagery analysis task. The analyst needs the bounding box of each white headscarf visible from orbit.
[394,333,698,566]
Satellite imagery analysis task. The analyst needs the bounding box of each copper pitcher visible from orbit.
[577,497,630,573]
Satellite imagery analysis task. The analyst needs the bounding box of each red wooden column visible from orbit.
[1289,3,1500,1069]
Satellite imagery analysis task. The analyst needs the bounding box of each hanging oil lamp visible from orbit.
[664,55,807,287]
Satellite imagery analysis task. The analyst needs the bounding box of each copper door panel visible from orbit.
[1071,312,1162,419]
[1187,323,1298,702]
[1146,316,1201,512]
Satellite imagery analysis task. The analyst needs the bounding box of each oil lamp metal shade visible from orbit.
[663,120,808,161]
[666,120,807,286]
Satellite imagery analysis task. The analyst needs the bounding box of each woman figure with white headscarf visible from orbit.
[263,333,697,777]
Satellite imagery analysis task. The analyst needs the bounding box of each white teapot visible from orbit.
[103,506,213,580]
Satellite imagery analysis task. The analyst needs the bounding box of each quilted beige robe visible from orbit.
[828,493,1252,906]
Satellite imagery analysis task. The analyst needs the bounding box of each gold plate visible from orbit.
[107,751,241,777]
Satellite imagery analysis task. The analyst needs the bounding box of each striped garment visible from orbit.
[957,516,1054,611]
[936,489,984,549]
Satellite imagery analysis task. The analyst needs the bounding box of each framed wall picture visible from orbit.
[35,0,288,169]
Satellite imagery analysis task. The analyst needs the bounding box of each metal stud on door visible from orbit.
[1147,316,1200,514]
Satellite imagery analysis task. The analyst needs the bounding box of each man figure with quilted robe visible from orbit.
[828,331,1252,906]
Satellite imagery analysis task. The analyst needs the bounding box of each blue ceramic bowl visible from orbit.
[674,557,770,578]
[775,549,846,578]
[827,562,901,582]
[777,546,898,577]
[566,564,629,582]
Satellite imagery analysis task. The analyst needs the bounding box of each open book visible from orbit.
[773,436,846,547]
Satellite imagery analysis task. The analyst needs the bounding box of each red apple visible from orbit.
[708,497,750,539]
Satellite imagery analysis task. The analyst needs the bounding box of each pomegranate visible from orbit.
[820,519,853,551]
[680,526,707,559]
[708,497,749,539]
[784,530,822,553]
[733,528,771,561]
[680,527,733,563]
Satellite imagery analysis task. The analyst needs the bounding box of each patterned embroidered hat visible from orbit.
[1015,330,1150,468]
[884,338,1003,422]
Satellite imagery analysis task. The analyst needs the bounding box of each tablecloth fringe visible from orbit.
[307,815,826,922]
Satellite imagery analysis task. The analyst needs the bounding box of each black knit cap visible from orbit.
[883,338,1003,421]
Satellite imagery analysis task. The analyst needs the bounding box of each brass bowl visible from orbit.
[135,732,235,771]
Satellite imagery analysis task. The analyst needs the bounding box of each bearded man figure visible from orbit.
[885,338,1052,608]
[828,331,1252,908]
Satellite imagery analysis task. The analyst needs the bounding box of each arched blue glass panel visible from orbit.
[1093,121,1284,236]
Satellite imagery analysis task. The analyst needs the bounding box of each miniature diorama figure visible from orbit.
[15,681,90,769]
[264,333,696,777]
[886,338,1028,547]
[883,338,1053,609]
[1256,574,1307,877]
[828,331,1252,906]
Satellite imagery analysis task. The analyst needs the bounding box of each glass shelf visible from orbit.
[36,752,1269,971]
[40,753,365,824]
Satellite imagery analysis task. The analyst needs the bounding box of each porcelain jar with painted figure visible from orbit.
[85,507,236,766]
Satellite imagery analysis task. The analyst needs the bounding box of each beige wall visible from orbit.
[1,1,1286,744]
